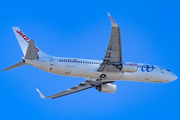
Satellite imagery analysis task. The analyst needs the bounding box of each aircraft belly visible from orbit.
[121,70,159,82]
[69,65,95,77]
[54,63,123,80]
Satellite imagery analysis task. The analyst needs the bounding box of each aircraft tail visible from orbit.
[12,27,51,57]
[3,39,40,71]
[2,27,52,71]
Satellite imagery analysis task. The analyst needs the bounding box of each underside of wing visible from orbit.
[98,13,122,72]
[46,84,93,99]
[36,79,114,99]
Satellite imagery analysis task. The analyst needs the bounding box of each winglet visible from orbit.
[107,13,118,27]
[36,88,45,98]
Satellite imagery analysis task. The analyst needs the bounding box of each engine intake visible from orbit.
[96,83,117,93]
[116,63,137,72]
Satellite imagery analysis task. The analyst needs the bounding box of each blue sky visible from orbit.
[0,0,180,119]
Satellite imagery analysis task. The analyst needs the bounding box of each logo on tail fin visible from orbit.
[16,30,39,52]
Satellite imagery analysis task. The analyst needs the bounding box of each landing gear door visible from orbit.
[50,58,54,66]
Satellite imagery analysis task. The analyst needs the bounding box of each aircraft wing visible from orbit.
[36,79,114,99]
[97,13,122,72]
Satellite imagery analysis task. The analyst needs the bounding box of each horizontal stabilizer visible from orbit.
[25,39,39,59]
[3,61,27,71]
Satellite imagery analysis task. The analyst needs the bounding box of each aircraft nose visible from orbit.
[170,73,178,81]
[173,74,178,80]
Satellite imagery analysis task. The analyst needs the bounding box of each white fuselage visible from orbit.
[25,57,177,83]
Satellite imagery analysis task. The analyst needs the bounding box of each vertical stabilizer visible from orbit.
[12,27,52,57]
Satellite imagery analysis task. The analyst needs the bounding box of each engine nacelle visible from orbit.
[96,83,117,93]
[116,63,137,73]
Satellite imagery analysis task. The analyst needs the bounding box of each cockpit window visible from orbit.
[166,69,171,72]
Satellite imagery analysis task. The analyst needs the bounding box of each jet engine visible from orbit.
[96,83,117,93]
[116,63,137,72]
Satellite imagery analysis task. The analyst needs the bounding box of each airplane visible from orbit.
[3,13,178,99]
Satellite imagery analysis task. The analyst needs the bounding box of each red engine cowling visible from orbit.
[96,83,117,93]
